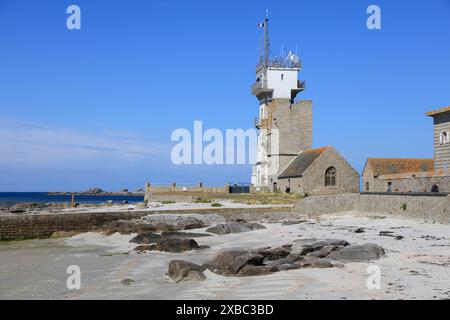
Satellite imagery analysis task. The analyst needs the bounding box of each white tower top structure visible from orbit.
[251,16,305,103]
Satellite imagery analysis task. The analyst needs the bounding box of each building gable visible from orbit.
[278,147,329,179]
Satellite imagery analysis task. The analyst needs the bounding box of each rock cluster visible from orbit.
[205,222,266,235]
[100,215,386,284]
[202,239,385,277]
[130,231,210,253]
[140,215,206,232]
[102,220,156,236]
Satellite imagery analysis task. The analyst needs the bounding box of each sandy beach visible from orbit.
[1,211,450,300]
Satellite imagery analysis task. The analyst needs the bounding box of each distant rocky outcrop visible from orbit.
[84,188,104,194]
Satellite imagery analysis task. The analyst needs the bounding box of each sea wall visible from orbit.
[358,193,450,223]
[145,185,229,195]
[295,193,359,215]
[295,193,450,223]
[0,211,146,240]
[0,206,292,240]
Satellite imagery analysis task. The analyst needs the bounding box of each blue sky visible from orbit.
[0,0,449,191]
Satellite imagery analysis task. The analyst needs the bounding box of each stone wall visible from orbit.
[0,206,292,241]
[371,174,450,193]
[273,99,312,155]
[358,193,450,223]
[362,164,375,192]
[144,194,194,203]
[295,193,359,214]
[266,99,313,192]
[294,193,450,223]
[0,211,147,240]
[277,177,304,194]
[146,185,229,194]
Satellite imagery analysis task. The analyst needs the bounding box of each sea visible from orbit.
[0,192,144,205]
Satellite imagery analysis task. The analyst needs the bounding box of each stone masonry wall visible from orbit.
[372,175,450,193]
[0,211,147,240]
[0,206,293,241]
[295,193,450,224]
[266,99,313,192]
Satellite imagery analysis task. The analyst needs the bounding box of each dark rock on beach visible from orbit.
[281,220,308,226]
[291,239,350,255]
[168,260,206,283]
[208,250,265,275]
[237,265,279,277]
[130,232,162,244]
[305,245,344,259]
[205,222,266,235]
[160,231,211,239]
[136,238,200,253]
[141,215,206,232]
[256,247,291,261]
[102,221,156,236]
[130,231,210,245]
[327,244,385,262]
[379,231,404,240]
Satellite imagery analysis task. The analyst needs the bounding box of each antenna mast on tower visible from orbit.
[264,10,270,69]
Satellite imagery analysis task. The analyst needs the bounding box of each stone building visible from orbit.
[362,106,450,193]
[251,17,359,194]
[276,146,360,195]
[427,106,450,169]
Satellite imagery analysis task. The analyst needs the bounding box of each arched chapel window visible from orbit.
[325,167,337,187]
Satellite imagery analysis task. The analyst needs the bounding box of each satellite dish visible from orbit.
[290,54,300,65]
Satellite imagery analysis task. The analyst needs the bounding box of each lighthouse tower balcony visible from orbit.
[251,77,306,102]
[251,81,274,101]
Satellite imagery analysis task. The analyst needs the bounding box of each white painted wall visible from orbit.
[266,69,298,99]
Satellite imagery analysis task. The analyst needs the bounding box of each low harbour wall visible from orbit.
[0,206,292,241]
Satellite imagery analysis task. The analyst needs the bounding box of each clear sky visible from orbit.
[0,0,449,192]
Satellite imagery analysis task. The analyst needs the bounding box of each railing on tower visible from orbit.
[297,80,306,90]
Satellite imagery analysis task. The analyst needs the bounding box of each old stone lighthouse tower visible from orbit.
[251,17,312,192]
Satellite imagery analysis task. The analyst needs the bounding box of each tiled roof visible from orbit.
[426,106,450,117]
[367,158,434,177]
[278,147,330,179]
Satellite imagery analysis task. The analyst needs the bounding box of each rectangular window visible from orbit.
[366,182,370,191]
